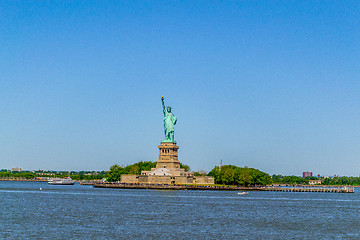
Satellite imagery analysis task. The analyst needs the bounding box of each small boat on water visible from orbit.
[237,192,248,195]
[48,178,75,185]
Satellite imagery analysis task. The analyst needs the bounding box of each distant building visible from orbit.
[11,167,21,172]
[309,180,322,185]
[36,172,55,176]
[303,171,313,178]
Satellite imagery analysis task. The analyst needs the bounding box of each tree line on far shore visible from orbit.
[0,169,105,181]
[0,171,36,179]
[272,174,360,186]
[3,164,360,186]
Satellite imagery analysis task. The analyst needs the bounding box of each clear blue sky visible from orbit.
[1,1,359,176]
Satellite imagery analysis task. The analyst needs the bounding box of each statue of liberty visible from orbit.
[161,96,177,143]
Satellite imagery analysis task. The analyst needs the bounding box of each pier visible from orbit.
[264,185,354,193]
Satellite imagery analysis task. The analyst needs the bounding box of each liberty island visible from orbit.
[95,98,354,193]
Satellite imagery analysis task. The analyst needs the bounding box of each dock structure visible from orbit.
[264,186,354,193]
[92,183,355,193]
[93,182,248,191]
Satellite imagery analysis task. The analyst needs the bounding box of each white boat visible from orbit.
[48,178,75,185]
[237,192,248,195]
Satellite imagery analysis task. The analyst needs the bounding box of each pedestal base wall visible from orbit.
[121,174,214,185]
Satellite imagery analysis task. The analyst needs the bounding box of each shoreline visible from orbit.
[1,179,359,190]
[93,182,261,191]
[92,182,356,193]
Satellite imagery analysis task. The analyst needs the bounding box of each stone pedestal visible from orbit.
[156,142,180,169]
[122,141,214,185]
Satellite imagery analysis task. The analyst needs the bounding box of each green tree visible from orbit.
[179,163,190,172]
[107,161,157,182]
[208,166,221,184]
[237,167,252,187]
[107,164,125,182]
[208,165,271,186]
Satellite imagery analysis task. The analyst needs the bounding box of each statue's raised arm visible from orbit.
[161,96,166,113]
[161,96,177,143]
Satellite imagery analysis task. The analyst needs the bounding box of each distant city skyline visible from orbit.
[1,1,359,176]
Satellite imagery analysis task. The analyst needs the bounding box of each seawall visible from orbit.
[93,183,355,193]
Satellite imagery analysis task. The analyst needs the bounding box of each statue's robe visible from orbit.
[163,110,177,141]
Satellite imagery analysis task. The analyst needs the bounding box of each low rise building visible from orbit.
[309,180,322,185]
[11,167,21,172]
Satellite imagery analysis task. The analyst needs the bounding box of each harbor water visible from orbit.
[1,181,359,239]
